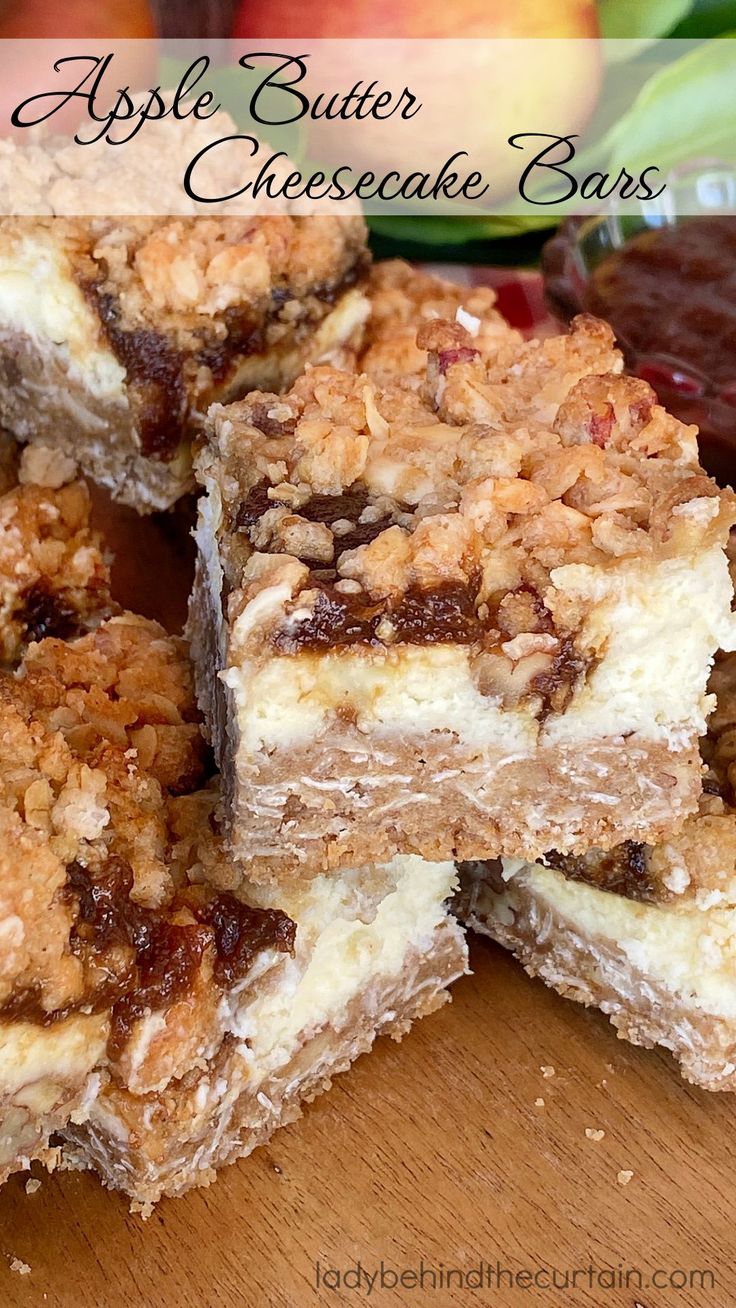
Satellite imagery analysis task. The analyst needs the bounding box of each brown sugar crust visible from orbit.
[0,1013,108,1183]
[216,728,700,881]
[0,329,195,511]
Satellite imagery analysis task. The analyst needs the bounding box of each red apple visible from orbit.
[233,0,598,38]
[231,2,601,206]
[0,1,156,137]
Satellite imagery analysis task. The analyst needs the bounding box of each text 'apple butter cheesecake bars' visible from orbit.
[2,247,736,1209]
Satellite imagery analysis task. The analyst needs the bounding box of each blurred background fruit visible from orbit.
[232,0,598,37]
[0,0,156,134]
[231,0,601,221]
[0,0,155,36]
[1,0,735,265]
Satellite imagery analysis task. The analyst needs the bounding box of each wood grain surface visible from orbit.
[1,491,733,1308]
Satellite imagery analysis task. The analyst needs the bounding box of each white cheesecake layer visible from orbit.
[226,643,538,754]
[547,538,736,748]
[0,1013,107,1103]
[225,545,734,755]
[497,860,736,1020]
[0,233,368,411]
[0,231,127,400]
[222,855,462,1077]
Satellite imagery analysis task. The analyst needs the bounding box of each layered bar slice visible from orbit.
[0,613,466,1201]
[190,314,736,879]
[458,650,736,1092]
[0,118,369,512]
[0,443,111,665]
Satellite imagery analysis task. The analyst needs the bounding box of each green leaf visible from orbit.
[671,0,736,37]
[603,36,736,176]
[598,0,695,40]
[367,214,553,247]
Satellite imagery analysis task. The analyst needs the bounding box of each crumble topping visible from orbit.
[200,313,735,719]
[0,462,112,666]
[0,209,367,462]
[0,107,364,222]
[71,212,367,352]
[351,259,521,383]
[0,614,294,1055]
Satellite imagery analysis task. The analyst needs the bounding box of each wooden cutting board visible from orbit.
[0,491,733,1308]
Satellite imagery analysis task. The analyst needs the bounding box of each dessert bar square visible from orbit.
[0,200,368,511]
[191,313,736,879]
[0,614,465,1202]
[458,650,736,1092]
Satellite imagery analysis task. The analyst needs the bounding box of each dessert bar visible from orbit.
[459,650,736,1092]
[0,614,466,1203]
[0,116,369,511]
[190,313,736,878]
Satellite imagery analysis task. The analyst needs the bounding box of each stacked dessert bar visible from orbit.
[191,314,734,873]
[0,602,464,1205]
[0,202,735,1210]
[0,213,368,510]
[187,285,736,1095]
[459,637,736,1092]
[0,250,487,1205]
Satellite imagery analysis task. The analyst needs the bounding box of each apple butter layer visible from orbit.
[190,314,736,879]
[458,650,736,1092]
[0,613,465,1199]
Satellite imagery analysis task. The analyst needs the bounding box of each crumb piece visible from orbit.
[9,1257,31,1275]
[617,1169,634,1186]
[273,1164,283,1175]
[19,443,78,489]
[534,1097,545,1108]
[130,1199,154,1220]
[585,1128,605,1142]
[540,1065,555,1079]
[24,1178,41,1195]
[42,1146,62,1173]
